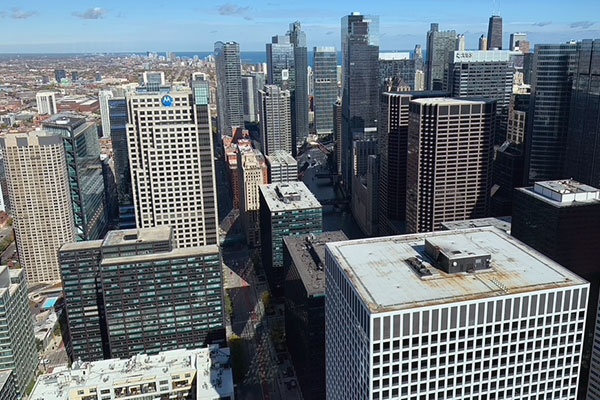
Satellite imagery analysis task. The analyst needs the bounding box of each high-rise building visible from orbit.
[259,182,322,295]
[378,91,449,235]
[239,149,269,247]
[0,132,76,283]
[487,15,503,49]
[266,150,298,183]
[0,371,17,400]
[54,69,66,83]
[524,42,578,183]
[479,34,488,50]
[341,12,380,191]
[509,32,527,50]
[43,114,107,240]
[352,154,379,236]
[214,41,244,137]
[266,34,295,89]
[35,91,57,115]
[107,97,133,211]
[325,227,589,400]
[490,141,525,216]
[449,50,514,144]
[71,71,79,82]
[241,75,257,123]
[456,34,466,51]
[565,39,600,188]
[333,99,343,175]
[406,98,495,233]
[30,346,233,400]
[60,226,225,361]
[0,266,39,396]
[140,71,165,87]
[289,21,310,147]
[507,93,530,144]
[252,72,266,122]
[313,47,338,136]
[98,90,113,138]
[426,23,456,90]
[283,231,348,400]
[379,53,416,91]
[259,85,292,155]
[126,85,219,248]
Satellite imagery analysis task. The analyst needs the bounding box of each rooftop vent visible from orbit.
[123,233,138,241]
[425,236,491,274]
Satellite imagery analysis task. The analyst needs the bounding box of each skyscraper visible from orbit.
[313,47,338,136]
[214,41,244,137]
[509,32,528,50]
[266,34,295,89]
[487,15,503,50]
[0,266,38,397]
[425,23,456,90]
[455,34,466,50]
[289,21,310,147]
[479,34,488,50]
[525,42,578,183]
[241,75,257,123]
[259,85,292,155]
[126,85,219,247]
[565,39,600,188]
[0,132,76,283]
[35,91,57,115]
[325,227,589,400]
[60,226,225,361]
[406,98,495,233]
[379,53,416,91]
[107,97,132,210]
[239,149,268,247]
[54,69,66,83]
[266,150,298,183]
[341,12,380,191]
[98,90,113,138]
[43,114,108,240]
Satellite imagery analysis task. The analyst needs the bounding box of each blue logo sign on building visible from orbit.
[161,95,174,107]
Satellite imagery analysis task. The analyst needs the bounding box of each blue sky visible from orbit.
[0,0,599,52]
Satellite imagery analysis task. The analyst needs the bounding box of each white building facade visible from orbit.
[35,91,57,115]
[98,90,114,138]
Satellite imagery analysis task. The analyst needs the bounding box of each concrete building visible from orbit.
[352,152,379,236]
[60,226,225,361]
[507,93,529,144]
[456,34,466,51]
[426,23,456,90]
[266,150,298,183]
[43,114,108,240]
[239,149,268,247]
[126,85,219,248]
[259,85,292,155]
[140,71,165,86]
[325,227,589,400]
[283,231,347,400]
[406,98,495,233]
[30,346,234,400]
[479,35,488,50]
[214,41,244,137]
[98,90,113,138]
[313,47,338,136]
[487,15,503,49]
[379,52,416,92]
[333,99,343,175]
[510,33,528,51]
[35,91,57,115]
[0,266,38,397]
[441,216,511,233]
[0,132,76,283]
[241,75,257,123]
[0,371,17,400]
[259,182,322,295]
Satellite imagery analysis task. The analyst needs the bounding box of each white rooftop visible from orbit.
[379,52,410,61]
[411,97,488,105]
[452,49,518,63]
[528,180,600,205]
[260,181,321,212]
[326,227,587,313]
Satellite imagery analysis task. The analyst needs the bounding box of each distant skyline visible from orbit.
[0,0,598,53]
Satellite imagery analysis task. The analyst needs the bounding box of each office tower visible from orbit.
[414,71,425,91]
[54,69,66,83]
[313,47,338,136]
[107,97,133,212]
[43,114,107,240]
[98,90,113,138]
[60,227,225,361]
[518,40,531,54]
[565,39,600,188]
[479,34,488,50]
[35,91,57,115]
[289,21,310,147]
[214,41,244,137]
[241,75,257,123]
[239,149,268,247]
[379,53,415,91]
[266,34,295,89]
[101,155,118,223]
[325,227,589,400]
[490,141,525,216]
[333,99,342,175]
[510,32,527,50]
[126,85,219,248]
[30,346,233,400]
[525,42,578,183]
[449,50,514,144]
[95,72,102,82]
[426,23,456,90]
[140,71,165,86]
[406,98,495,233]
[341,12,380,191]
[456,34,466,51]
[71,71,79,81]
[0,371,17,400]
[487,15,503,49]
[352,154,379,236]
[283,231,348,400]
[414,45,424,72]
[0,132,76,283]
[0,266,38,396]
[266,150,297,183]
[252,72,266,121]
[259,85,292,155]
[378,91,449,235]
[259,182,322,295]
[507,93,530,144]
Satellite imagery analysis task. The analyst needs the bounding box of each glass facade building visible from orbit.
[425,23,456,91]
[313,47,338,136]
[214,41,244,137]
[289,22,309,147]
[108,97,132,209]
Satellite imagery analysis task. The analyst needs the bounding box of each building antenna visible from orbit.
[492,0,500,15]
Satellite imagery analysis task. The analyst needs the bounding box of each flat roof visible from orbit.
[101,245,219,266]
[60,239,103,252]
[517,180,600,208]
[326,227,587,313]
[266,150,297,165]
[441,217,511,234]
[260,181,321,212]
[0,370,11,391]
[103,226,172,247]
[284,231,348,296]
[411,97,488,105]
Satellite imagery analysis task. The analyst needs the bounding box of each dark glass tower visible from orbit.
[565,39,600,188]
[487,15,503,50]
[524,42,578,183]
[289,22,309,148]
[425,23,456,91]
[214,41,244,137]
[313,47,338,136]
[108,98,131,206]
